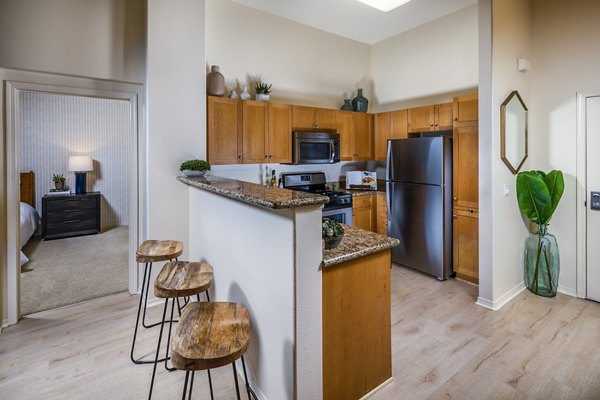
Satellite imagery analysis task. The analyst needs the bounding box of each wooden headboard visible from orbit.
[20,171,35,208]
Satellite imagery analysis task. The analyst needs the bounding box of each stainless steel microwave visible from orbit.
[292,131,340,164]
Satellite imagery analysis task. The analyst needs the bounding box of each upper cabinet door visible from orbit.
[453,94,479,126]
[390,109,407,140]
[453,125,479,209]
[207,96,241,165]
[268,103,292,163]
[242,101,269,164]
[353,113,373,161]
[408,106,434,133]
[336,111,354,161]
[314,108,337,130]
[434,102,453,130]
[374,112,391,161]
[291,105,315,130]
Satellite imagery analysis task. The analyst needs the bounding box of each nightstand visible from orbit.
[42,192,101,240]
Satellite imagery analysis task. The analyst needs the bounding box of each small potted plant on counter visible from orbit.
[255,81,272,102]
[322,218,344,249]
[180,159,211,177]
[52,173,66,190]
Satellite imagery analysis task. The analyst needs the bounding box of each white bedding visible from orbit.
[20,202,40,266]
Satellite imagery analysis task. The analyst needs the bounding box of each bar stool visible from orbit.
[170,301,257,400]
[149,261,214,399]
[131,240,183,365]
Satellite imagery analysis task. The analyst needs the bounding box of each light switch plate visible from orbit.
[503,184,510,197]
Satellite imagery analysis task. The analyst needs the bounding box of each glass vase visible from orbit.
[524,224,560,297]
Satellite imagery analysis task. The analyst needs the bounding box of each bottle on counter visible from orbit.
[271,170,277,187]
[264,165,270,186]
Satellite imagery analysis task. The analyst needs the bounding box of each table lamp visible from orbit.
[68,155,93,194]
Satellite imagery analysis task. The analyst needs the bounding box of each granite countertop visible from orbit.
[177,175,329,209]
[322,224,399,267]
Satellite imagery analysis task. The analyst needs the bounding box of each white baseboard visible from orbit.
[558,286,577,297]
[476,281,526,311]
[145,297,164,308]
[1,319,8,334]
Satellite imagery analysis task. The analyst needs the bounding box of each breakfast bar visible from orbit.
[178,175,398,400]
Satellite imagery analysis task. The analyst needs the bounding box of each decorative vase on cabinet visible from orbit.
[352,89,368,113]
[341,99,353,111]
[207,65,225,97]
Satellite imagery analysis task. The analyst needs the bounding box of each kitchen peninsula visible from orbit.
[178,175,398,400]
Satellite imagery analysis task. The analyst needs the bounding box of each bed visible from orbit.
[20,171,40,266]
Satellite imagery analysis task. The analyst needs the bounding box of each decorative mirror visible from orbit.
[501,90,528,174]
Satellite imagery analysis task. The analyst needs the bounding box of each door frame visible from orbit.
[575,92,600,299]
[5,78,145,325]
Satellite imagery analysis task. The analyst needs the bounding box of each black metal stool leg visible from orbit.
[241,356,258,400]
[164,298,177,371]
[232,361,242,400]
[148,298,169,400]
[181,371,190,400]
[142,262,154,328]
[130,262,149,364]
[207,369,214,400]
[206,290,211,302]
[188,371,195,399]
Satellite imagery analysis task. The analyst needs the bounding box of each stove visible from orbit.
[282,171,353,226]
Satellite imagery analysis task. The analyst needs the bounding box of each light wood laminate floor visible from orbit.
[1,265,600,399]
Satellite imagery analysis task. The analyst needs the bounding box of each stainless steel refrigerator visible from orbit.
[386,137,453,280]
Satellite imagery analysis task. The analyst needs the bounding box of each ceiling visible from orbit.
[229,0,477,45]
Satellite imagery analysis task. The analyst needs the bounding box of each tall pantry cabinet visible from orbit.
[452,94,479,284]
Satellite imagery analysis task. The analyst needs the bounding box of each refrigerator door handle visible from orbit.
[386,180,392,231]
[386,139,392,181]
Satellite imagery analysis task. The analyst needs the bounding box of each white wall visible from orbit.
[371,5,478,112]
[0,0,145,82]
[478,0,532,309]
[528,0,600,295]
[206,0,371,110]
[145,0,206,283]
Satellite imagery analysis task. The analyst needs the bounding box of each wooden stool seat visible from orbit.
[154,261,213,299]
[136,240,183,263]
[171,302,250,371]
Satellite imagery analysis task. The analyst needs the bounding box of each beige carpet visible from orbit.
[20,226,129,315]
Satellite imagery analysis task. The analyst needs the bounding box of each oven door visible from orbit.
[293,138,336,164]
[322,206,353,227]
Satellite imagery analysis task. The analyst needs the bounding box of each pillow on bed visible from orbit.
[20,202,40,249]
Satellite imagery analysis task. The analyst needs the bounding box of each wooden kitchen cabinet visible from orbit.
[207,96,242,165]
[242,100,268,164]
[376,193,388,235]
[407,102,453,133]
[267,103,292,163]
[374,109,407,160]
[453,208,479,284]
[453,93,479,126]
[291,105,336,130]
[336,111,354,160]
[352,113,373,161]
[452,93,479,283]
[352,195,375,232]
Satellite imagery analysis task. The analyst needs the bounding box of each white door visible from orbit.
[586,96,600,301]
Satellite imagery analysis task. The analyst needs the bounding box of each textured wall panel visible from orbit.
[19,91,130,229]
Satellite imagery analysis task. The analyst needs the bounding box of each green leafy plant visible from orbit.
[322,218,344,238]
[255,82,272,95]
[180,159,211,172]
[52,174,65,183]
[516,170,564,295]
[516,170,564,225]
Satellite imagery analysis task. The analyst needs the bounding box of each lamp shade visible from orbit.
[68,156,93,172]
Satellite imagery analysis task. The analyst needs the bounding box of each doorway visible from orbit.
[6,78,143,325]
[577,93,600,300]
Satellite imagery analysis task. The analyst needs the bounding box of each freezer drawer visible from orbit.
[387,181,449,279]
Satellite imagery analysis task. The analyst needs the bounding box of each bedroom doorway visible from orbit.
[6,78,143,325]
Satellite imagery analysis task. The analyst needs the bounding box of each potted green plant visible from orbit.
[322,218,345,249]
[180,159,211,177]
[52,173,66,190]
[255,81,272,102]
[516,170,564,297]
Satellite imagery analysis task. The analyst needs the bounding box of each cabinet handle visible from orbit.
[265,155,268,159]
[64,220,81,224]
[453,197,457,201]
[64,209,79,213]
[430,123,433,127]
[454,117,458,121]
[435,123,438,127]
[269,155,272,159]
[238,155,242,160]
[453,215,457,218]
[469,208,473,213]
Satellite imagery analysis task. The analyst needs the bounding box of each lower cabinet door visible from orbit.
[353,205,374,232]
[453,208,479,283]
